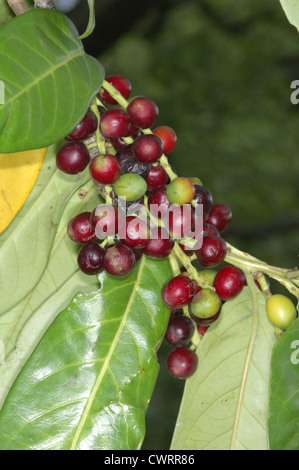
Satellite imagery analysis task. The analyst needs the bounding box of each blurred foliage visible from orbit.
[55,0,299,450]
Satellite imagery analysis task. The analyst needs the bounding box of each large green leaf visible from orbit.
[279,0,299,31]
[0,256,172,450]
[0,9,104,153]
[268,318,299,450]
[171,285,277,450]
[0,143,102,405]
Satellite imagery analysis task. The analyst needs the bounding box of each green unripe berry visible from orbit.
[166,177,195,205]
[266,294,297,330]
[114,173,147,202]
[189,288,221,319]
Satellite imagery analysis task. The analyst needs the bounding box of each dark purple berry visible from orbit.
[103,243,135,277]
[77,242,104,275]
[167,346,198,379]
[165,315,194,347]
[56,141,90,175]
[67,110,98,141]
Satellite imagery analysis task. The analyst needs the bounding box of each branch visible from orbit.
[7,0,29,15]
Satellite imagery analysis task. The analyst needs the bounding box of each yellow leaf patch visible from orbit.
[0,148,47,234]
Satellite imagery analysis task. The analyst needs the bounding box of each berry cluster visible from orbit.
[55,74,247,380]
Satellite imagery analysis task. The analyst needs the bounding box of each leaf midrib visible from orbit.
[1,49,83,108]
[70,257,146,450]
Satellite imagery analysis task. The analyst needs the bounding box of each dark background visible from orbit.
[56,0,299,450]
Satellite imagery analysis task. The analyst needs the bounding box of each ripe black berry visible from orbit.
[77,242,104,275]
[165,315,194,347]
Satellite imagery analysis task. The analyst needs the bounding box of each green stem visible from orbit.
[225,253,299,299]
[173,242,213,290]
[90,99,106,154]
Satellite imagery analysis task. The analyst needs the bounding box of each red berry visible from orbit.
[195,236,227,268]
[126,96,159,129]
[103,243,135,277]
[67,109,98,141]
[56,141,90,175]
[145,163,169,190]
[213,266,246,300]
[148,184,171,219]
[161,274,195,309]
[99,109,130,139]
[132,134,163,164]
[98,74,132,105]
[89,154,121,184]
[121,216,149,249]
[153,125,177,154]
[67,212,96,244]
[167,346,198,379]
[90,205,120,239]
[144,227,174,259]
[77,242,104,275]
[206,203,232,233]
[193,185,213,217]
[165,205,195,239]
[197,324,210,336]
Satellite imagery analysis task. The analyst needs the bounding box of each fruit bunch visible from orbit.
[56,74,298,380]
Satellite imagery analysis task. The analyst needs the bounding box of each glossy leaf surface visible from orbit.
[0,256,172,450]
[268,318,299,450]
[0,9,104,153]
[171,286,276,450]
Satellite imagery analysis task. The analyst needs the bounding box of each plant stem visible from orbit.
[7,0,29,15]
[173,242,213,290]
[90,99,106,154]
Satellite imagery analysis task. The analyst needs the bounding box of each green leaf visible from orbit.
[279,0,299,31]
[0,1,14,29]
[0,256,172,450]
[78,0,95,40]
[171,286,277,450]
[0,9,104,153]
[0,143,102,405]
[268,318,299,450]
